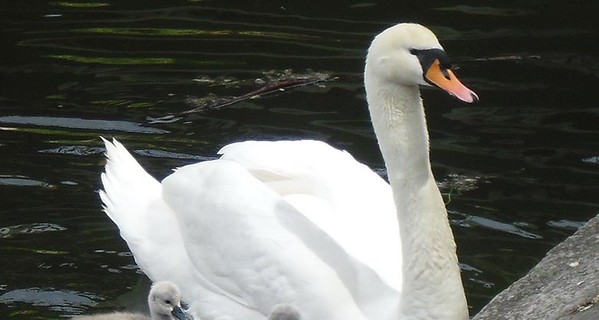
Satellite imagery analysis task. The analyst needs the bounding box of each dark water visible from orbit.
[0,1,597,319]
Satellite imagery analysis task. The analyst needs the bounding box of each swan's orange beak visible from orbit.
[425,59,478,103]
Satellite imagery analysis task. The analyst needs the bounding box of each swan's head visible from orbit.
[365,23,478,103]
[148,281,189,320]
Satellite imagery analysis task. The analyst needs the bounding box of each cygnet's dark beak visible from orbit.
[172,305,193,320]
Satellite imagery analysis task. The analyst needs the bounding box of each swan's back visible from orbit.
[219,140,401,290]
[161,158,372,320]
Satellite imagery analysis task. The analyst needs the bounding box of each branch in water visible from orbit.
[182,71,333,114]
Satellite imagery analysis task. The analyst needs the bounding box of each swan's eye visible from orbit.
[409,48,418,55]
[165,300,172,305]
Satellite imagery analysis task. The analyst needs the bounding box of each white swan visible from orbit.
[100,23,477,320]
[72,281,189,320]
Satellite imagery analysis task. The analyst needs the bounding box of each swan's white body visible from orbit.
[100,23,477,320]
[102,139,400,320]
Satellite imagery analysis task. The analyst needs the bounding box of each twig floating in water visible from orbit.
[182,72,333,114]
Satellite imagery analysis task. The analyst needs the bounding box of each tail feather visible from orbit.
[100,137,161,243]
[98,138,264,319]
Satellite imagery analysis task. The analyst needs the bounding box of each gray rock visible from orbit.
[473,213,599,320]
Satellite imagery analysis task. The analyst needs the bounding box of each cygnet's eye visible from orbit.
[165,300,172,305]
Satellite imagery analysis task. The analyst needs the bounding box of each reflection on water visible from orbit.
[0,1,598,319]
[0,116,168,134]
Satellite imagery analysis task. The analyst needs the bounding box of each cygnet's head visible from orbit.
[148,281,189,320]
[365,23,478,103]
[268,304,302,320]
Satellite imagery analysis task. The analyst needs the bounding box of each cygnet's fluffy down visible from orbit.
[71,281,189,320]
[268,304,302,320]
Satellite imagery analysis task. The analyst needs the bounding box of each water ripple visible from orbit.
[0,223,67,239]
[451,211,543,239]
[0,116,167,134]
[0,176,53,188]
[0,288,98,313]
[39,145,105,156]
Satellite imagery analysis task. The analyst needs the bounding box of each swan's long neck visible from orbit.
[365,74,468,320]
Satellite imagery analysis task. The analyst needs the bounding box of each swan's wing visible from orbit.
[101,139,399,320]
[161,160,386,320]
[218,140,402,291]
[100,139,265,320]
